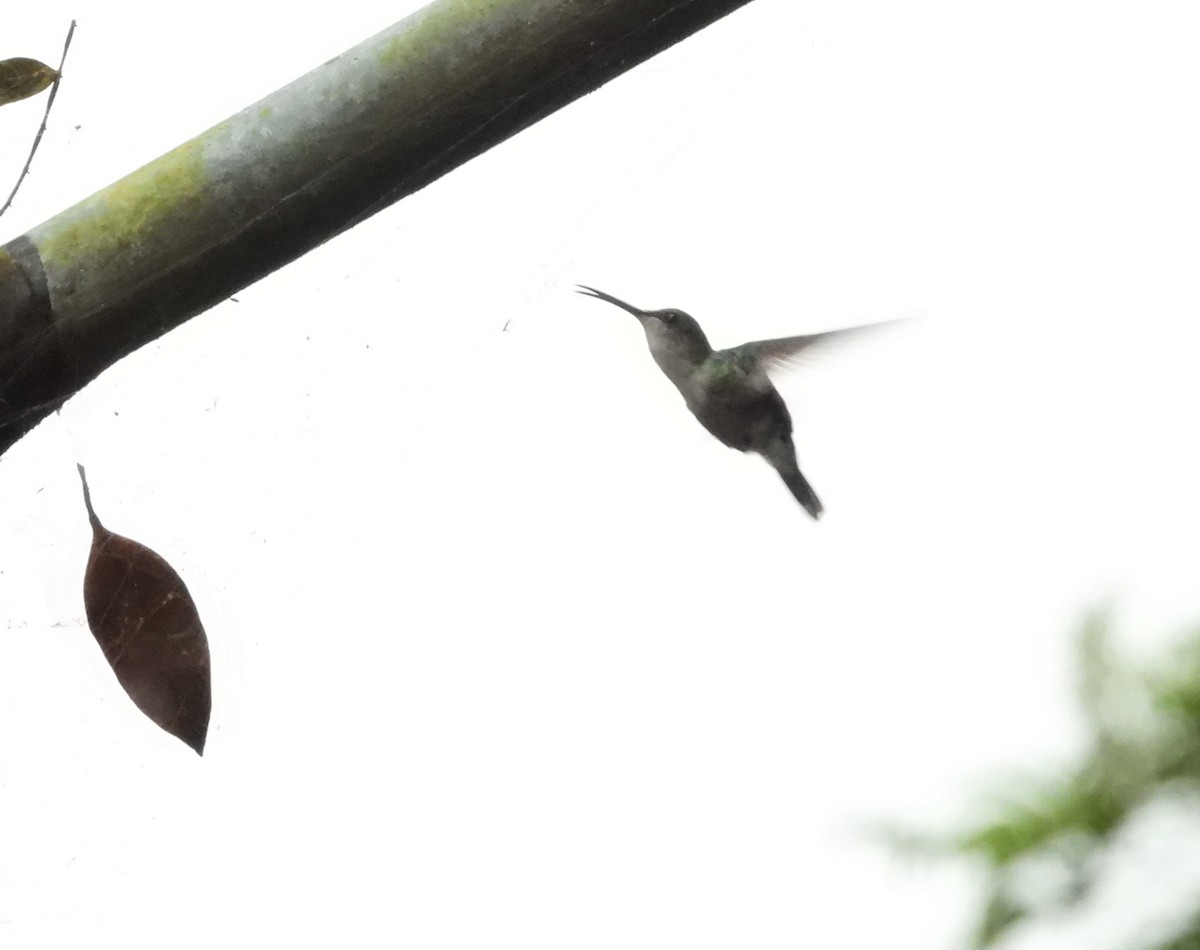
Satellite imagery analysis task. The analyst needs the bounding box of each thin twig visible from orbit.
[0,19,77,219]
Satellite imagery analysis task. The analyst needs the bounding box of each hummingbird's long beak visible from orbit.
[575,285,646,319]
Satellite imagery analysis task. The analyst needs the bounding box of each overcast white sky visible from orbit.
[4,2,1200,947]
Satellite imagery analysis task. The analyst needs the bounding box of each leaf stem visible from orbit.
[76,461,101,531]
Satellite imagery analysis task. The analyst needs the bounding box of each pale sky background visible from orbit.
[3,2,1200,947]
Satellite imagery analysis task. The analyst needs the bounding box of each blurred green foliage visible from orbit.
[902,611,1200,949]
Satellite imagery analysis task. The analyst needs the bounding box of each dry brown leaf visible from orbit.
[77,465,212,755]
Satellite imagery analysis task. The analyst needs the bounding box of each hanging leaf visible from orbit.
[0,58,59,106]
[77,464,212,755]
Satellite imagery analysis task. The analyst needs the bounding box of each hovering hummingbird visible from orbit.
[577,285,895,519]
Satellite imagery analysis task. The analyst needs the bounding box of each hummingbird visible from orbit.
[576,285,894,519]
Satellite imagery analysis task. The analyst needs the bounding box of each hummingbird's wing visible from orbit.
[729,319,904,375]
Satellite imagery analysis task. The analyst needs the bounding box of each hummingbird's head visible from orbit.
[638,307,711,361]
[576,286,711,362]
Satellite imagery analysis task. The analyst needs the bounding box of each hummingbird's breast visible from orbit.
[685,353,792,452]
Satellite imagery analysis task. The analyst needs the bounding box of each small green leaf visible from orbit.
[974,888,1026,948]
[0,57,58,106]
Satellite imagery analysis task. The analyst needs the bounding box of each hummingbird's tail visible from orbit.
[778,466,823,520]
[762,435,823,519]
